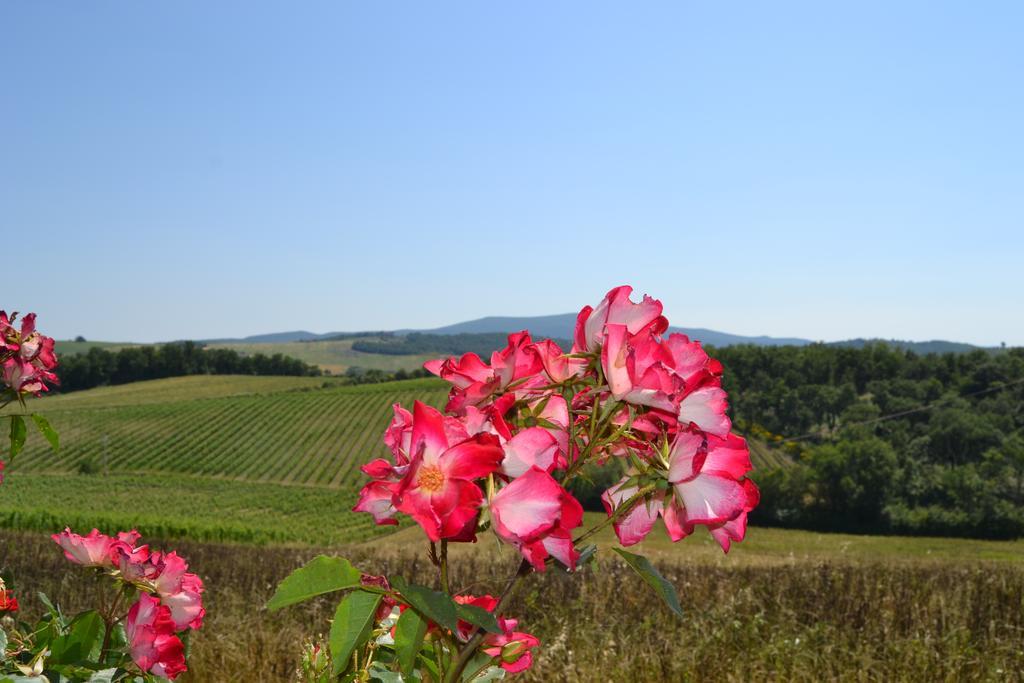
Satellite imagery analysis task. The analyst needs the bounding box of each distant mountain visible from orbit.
[665,327,813,348]
[415,314,812,348]
[199,330,324,344]
[413,314,579,340]
[195,315,1000,353]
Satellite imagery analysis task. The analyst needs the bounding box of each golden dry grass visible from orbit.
[3,528,1023,682]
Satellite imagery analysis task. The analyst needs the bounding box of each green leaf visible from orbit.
[8,416,26,459]
[266,555,363,612]
[612,548,683,617]
[393,607,428,675]
[329,589,382,675]
[48,610,104,664]
[454,603,503,635]
[416,648,440,680]
[576,543,598,569]
[47,665,101,678]
[86,670,118,683]
[390,577,458,633]
[0,627,7,653]
[367,661,405,682]
[470,667,506,682]
[36,591,63,625]
[29,414,59,453]
[460,651,499,681]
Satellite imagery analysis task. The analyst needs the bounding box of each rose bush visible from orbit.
[1,313,207,680]
[1,529,204,681]
[272,286,759,681]
[0,291,758,680]
[1,311,61,486]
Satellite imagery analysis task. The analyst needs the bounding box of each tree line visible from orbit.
[52,337,1024,538]
[54,342,321,392]
[711,343,1024,538]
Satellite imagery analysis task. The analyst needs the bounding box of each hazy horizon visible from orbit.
[3,2,1023,346]
[36,308,1017,348]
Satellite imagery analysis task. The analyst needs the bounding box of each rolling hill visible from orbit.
[191,314,997,355]
[413,313,813,347]
[1,375,787,544]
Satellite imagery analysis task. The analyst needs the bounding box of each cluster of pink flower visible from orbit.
[357,285,758,557]
[1,311,59,397]
[52,527,205,680]
[353,286,759,674]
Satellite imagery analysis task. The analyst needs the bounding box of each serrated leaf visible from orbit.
[612,548,683,617]
[390,577,458,633]
[266,555,362,611]
[393,607,428,675]
[454,603,502,635]
[329,590,382,675]
[30,414,59,453]
[9,416,26,459]
[48,610,104,665]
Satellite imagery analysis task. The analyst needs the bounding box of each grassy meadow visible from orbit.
[206,339,436,375]
[53,335,438,374]
[0,473,390,545]
[384,511,1024,566]
[1,375,1023,681]
[3,528,1022,682]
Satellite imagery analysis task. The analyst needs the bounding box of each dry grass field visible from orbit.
[2,526,1022,682]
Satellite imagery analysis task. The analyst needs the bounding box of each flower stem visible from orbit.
[99,619,115,664]
[439,540,450,594]
[444,558,531,683]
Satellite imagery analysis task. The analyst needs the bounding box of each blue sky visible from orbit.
[2,2,1022,345]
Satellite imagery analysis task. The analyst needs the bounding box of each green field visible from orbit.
[206,338,436,374]
[0,473,388,545]
[0,376,446,543]
[8,376,447,485]
[1,375,792,545]
[33,374,341,408]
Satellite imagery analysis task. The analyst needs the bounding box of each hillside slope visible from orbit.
[2,375,786,543]
[12,376,447,486]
